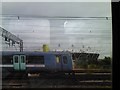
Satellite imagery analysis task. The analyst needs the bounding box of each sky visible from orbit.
[1,2,112,59]
[2,2,111,17]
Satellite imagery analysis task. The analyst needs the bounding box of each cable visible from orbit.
[0,14,112,20]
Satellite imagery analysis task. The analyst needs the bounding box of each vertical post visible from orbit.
[20,40,23,52]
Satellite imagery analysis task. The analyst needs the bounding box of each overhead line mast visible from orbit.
[0,27,23,52]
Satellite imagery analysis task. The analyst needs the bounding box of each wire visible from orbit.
[0,14,112,20]
[1,24,112,30]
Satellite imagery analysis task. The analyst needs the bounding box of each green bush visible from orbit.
[88,64,97,69]
[98,56,112,69]
[74,60,88,69]
[74,56,112,69]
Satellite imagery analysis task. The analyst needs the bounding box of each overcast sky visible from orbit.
[1,2,112,59]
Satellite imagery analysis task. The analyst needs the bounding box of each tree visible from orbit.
[99,56,112,69]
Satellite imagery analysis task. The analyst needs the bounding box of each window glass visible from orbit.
[63,56,68,64]
[56,56,60,63]
[2,55,13,64]
[21,56,25,63]
[27,56,44,64]
[15,56,18,63]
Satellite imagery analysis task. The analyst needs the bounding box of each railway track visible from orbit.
[2,79,112,88]
[72,69,112,73]
[2,73,30,88]
[2,73,112,89]
[2,78,30,88]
